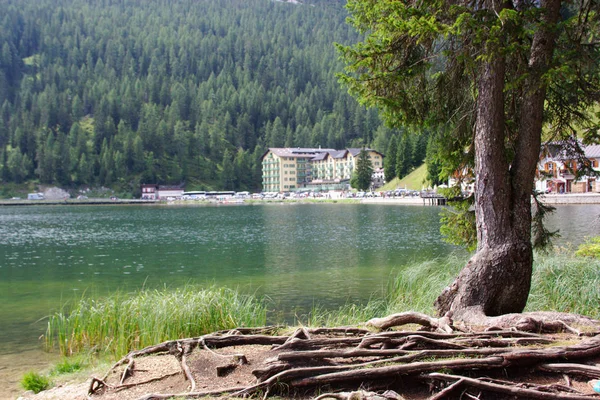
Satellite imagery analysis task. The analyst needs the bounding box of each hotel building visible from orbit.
[261,147,384,192]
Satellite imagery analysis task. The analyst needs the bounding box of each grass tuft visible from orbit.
[46,285,267,357]
[21,371,50,393]
[50,356,86,375]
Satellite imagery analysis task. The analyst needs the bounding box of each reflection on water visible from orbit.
[0,202,598,398]
[0,204,454,352]
[545,204,600,247]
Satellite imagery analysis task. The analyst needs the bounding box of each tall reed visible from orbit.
[306,250,600,326]
[46,285,267,357]
[526,252,600,318]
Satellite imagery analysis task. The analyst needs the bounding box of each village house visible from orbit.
[535,143,600,194]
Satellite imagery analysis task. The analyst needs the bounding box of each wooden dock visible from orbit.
[421,193,447,206]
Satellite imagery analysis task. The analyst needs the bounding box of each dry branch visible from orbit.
[133,386,246,400]
[288,357,505,388]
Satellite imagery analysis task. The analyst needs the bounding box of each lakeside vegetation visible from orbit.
[45,286,267,357]
[45,247,600,361]
[380,164,428,192]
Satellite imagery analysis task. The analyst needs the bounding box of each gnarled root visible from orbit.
[88,316,600,400]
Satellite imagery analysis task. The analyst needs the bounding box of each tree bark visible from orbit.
[435,0,562,319]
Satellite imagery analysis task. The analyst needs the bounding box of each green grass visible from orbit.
[50,356,86,375]
[526,251,600,318]
[21,371,50,393]
[307,250,600,326]
[44,249,600,364]
[381,164,429,191]
[306,254,466,326]
[46,285,267,357]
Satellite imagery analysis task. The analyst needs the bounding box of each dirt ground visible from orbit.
[17,324,600,400]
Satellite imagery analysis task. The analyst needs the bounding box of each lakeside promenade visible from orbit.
[362,193,600,205]
[534,193,600,204]
[1,193,599,207]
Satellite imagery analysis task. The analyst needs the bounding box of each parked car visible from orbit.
[27,193,45,200]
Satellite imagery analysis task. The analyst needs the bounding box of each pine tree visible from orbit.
[395,135,412,178]
[384,135,398,183]
[221,149,235,190]
[350,148,373,191]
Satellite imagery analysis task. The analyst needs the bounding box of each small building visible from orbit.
[157,185,185,199]
[140,184,185,200]
[536,143,600,194]
[372,168,385,189]
[141,184,158,200]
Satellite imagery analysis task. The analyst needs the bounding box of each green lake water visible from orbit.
[0,202,598,397]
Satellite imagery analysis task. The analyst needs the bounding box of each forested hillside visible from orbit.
[0,0,427,193]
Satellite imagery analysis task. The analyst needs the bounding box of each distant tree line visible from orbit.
[0,0,431,193]
[382,131,432,185]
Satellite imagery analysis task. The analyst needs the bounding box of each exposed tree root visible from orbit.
[119,358,135,385]
[367,312,454,333]
[423,372,597,399]
[88,314,600,400]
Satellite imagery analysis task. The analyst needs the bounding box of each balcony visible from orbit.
[559,169,575,179]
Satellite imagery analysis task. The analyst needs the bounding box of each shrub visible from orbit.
[575,236,600,258]
[21,371,50,393]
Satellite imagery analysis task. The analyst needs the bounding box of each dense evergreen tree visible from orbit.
[425,135,443,187]
[339,0,600,318]
[350,148,373,191]
[395,135,413,178]
[0,0,419,191]
[384,135,397,183]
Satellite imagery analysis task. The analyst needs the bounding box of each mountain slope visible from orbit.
[0,0,399,192]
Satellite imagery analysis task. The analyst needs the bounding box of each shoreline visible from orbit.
[2,192,600,207]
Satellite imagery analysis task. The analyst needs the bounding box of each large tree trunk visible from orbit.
[435,0,562,320]
[435,53,534,318]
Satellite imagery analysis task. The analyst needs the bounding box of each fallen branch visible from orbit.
[288,357,505,388]
[178,342,196,392]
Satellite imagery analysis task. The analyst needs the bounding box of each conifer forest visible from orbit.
[0,0,431,193]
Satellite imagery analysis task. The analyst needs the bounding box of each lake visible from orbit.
[0,202,599,397]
